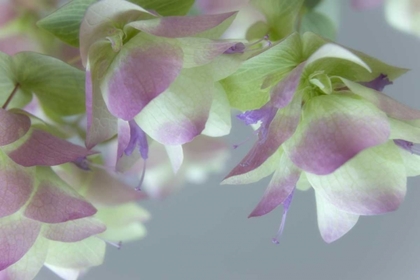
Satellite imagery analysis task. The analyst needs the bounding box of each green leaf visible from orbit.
[37,0,97,47]
[250,0,304,41]
[220,33,302,111]
[0,52,16,106]
[129,0,195,16]
[304,0,322,9]
[13,52,85,120]
[300,11,336,40]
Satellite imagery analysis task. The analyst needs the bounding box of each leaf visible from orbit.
[129,0,195,16]
[12,52,85,120]
[37,0,97,47]
[300,11,336,40]
[250,0,304,41]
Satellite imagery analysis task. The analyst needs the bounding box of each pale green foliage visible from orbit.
[37,0,97,47]
[129,0,195,16]
[300,11,336,40]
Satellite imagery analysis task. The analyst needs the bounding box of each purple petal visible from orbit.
[0,215,41,270]
[125,120,148,159]
[270,63,305,109]
[394,139,414,152]
[272,189,295,244]
[237,104,275,125]
[104,41,183,120]
[24,168,97,223]
[85,70,118,149]
[43,218,106,242]
[224,42,246,54]
[7,129,97,167]
[307,141,406,215]
[225,92,302,179]
[0,157,34,218]
[360,74,392,92]
[315,191,359,243]
[249,153,300,217]
[128,12,236,38]
[0,109,30,146]
[285,94,390,175]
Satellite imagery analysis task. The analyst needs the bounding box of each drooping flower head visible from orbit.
[222,31,420,243]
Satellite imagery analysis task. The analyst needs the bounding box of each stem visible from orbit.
[2,83,19,109]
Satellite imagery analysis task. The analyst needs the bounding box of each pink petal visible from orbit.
[85,70,118,149]
[0,155,34,218]
[115,120,141,172]
[249,153,300,217]
[103,39,183,120]
[307,141,407,215]
[270,63,305,109]
[0,2,16,27]
[0,215,41,270]
[127,12,236,38]
[43,218,106,242]
[0,109,30,146]
[135,68,214,145]
[7,129,97,167]
[315,191,359,243]
[285,94,390,175]
[24,167,97,223]
[225,92,302,179]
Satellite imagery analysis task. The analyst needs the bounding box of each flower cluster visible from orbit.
[1,0,420,279]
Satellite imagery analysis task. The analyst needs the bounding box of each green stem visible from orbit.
[2,83,20,109]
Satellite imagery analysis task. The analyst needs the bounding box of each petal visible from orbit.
[0,235,47,280]
[284,94,390,175]
[102,33,183,120]
[44,265,81,280]
[249,152,301,217]
[43,217,106,242]
[5,129,96,167]
[85,69,118,149]
[307,141,406,215]
[202,83,232,137]
[24,167,97,223]
[360,74,392,91]
[389,118,420,143]
[221,148,280,185]
[45,237,105,269]
[165,145,184,174]
[0,109,30,146]
[0,151,34,218]
[270,63,305,109]
[127,12,237,38]
[306,43,371,73]
[177,38,238,68]
[225,90,302,178]
[135,67,214,145]
[116,120,141,172]
[341,78,420,121]
[0,214,41,270]
[315,191,359,243]
[296,172,311,191]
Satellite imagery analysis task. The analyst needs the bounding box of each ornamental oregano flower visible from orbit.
[222,32,420,243]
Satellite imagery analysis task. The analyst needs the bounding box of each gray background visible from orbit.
[38,1,420,279]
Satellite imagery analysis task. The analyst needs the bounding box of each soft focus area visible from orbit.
[35,2,420,280]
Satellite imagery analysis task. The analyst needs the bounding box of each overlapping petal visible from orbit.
[306,141,406,215]
[43,218,106,243]
[0,109,31,146]
[249,152,300,217]
[284,94,390,175]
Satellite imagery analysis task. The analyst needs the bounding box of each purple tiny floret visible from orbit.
[394,139,420,155]
[272,189,295,245]
[361,74,392,92]
[125,120,149,160]
[73,156,91,171]
[224,42,246,54]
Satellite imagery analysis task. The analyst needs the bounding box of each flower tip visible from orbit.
[271,238,280,245]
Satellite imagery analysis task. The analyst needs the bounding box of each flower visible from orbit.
[222,32,420,243]
[81,0,245,177]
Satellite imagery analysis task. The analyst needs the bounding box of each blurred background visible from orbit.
[36,1,420,279]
